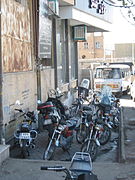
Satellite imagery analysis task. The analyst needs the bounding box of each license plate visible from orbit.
[43,119,52,125]
[19,133,30,139]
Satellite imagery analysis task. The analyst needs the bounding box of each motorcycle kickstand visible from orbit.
[27,149,30,156]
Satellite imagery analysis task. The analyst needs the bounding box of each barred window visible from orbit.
[95,42,101,49]
[84,42,89,49]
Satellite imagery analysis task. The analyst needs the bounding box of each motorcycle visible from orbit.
[37,100,61,137]
[75,108,92,144]
[46,88,71,119]
[96,85,120,131]
[78,79,90,99]
[14,108,38,158]
[70,94,84,118]
[81,117,104,162]
[43,119,76,160]
[41,152,98,180]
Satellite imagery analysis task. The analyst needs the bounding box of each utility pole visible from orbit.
[0,0,4,144]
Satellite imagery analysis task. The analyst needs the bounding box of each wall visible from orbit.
[40,68,55,101]
[115,43,135,59]
[1,0,37,141]
[3,72,37,141]
[78,33,104,59]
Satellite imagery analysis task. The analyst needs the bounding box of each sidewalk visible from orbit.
[1,97,135,180]
[0,158,135,180]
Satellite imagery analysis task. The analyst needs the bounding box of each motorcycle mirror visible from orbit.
[15,100,21,105]
[37,100,42,104]
[56,87,61,93]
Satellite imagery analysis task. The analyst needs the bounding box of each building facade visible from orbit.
[0,0,114,143]
[114,43,135,63]
[78,32,104,59]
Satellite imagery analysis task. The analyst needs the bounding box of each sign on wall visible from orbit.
[48,0,59,16]
[39,0,52,59]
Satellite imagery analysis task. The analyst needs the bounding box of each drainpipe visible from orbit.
[53,18,58,89]
[35,0,41,101]
[0,0,4,144]
[32,0,41,101]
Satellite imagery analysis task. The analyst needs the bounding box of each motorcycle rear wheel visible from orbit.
[21,140,29,158]
[81,139,98,162]
[43,141,56,160]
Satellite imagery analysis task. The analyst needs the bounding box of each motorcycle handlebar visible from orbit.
[15,109,23,113]
[15,109,37,122]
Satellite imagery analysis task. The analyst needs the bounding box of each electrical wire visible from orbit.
[102,0,135,25]
[103,0,135,8]
[120,8,135,25]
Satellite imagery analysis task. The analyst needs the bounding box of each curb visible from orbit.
[0,145,10,166]
[117,106,126,163]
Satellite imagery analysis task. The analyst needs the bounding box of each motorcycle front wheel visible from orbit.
[81,139,98,162]
[98,124,111,145]
[76,124,88,144]
[43,141,56,160]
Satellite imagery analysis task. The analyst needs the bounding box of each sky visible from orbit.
[104,6,135,46]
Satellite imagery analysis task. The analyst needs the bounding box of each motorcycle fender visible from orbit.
[106,123,112,129]
[96,139,100,146]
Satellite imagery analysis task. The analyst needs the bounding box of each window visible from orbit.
[95,42,101,49]
[39,1,53,67]
[84,42,89,49]
[70,41,77,80]
[96,68,121,79]
[56,20,67,85]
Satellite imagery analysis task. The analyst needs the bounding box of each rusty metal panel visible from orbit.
[1,0,32,72]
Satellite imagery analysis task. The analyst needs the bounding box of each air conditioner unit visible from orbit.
[48,0,59,16]
[73,25,87,41]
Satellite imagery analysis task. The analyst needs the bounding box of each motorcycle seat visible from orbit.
[78,173,98,180]
[82,106,92,112]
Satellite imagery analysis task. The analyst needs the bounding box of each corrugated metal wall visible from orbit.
[1,0,32,72]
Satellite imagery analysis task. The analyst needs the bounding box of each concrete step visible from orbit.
[0,145,10,165]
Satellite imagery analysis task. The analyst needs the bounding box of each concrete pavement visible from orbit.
[1,96,135,180]
[0,158,135,180]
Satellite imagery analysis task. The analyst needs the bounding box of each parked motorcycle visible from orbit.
[43,119,76,160]
[14,108,38,158]
[95,86,120,131]
[70,94,84,118]
[81,117,104,162]
[37,100,61,137]
[41,152,98,180]
[47,89,71,119]
[75,108,92,144]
